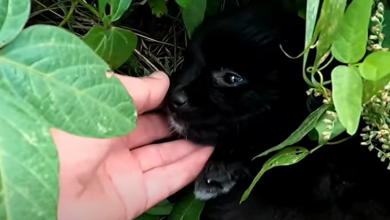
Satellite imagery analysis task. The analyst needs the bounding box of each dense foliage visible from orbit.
[1,0,390,220]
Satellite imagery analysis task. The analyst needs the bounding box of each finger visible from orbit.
[114,71,170,114]
[125,113,172,149]
[132,140,207,172]
[143,147,214,209]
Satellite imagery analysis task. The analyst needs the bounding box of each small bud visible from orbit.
[372,44,383,50]
[362,126,371,132]
[379,138,387,143]
[369,144,375,151]
[378,2,384,13]
[371,16,380,23]
[371,26,380,34]
[381,155,386,162]
[379,33,385,41]
[361,141,370,146]
[323,118,332,124]
[383,144,390,150]
[369,35,379,40]
[378,151,383,158]
[375,12,384,21]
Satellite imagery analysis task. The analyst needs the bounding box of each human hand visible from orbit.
[52,71,214,220]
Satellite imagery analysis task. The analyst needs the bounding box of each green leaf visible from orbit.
[134,213,159,220]
[359,51,390,81]
[182,0,207,37]
[0,89,59,220]
[169,193,205,220]
[331,0,372,63]
[83,25,138,70]
[148,0,168,18]
[315,106,346,144]
[362,73,390,103]
[0,0,30,48]
[382,10,390,49]
[254,104,330,158]
[146,199,173,215]
[174,0,193,9]
[98,0,132,22]
[0,24,136,138]
[241,146,309,203]
[302,0,320,81]
[331,65,363,135]
[313,0,347,68]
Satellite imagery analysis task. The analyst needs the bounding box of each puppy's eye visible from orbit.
[213,69,246,87]
[224,72,243,84]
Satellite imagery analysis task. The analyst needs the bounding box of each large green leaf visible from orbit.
[313,0,347,68]
[145,199,173,215]
[134,214,159,220]
[254,104,330,158]
[359,51,390,81]
[182,0,207,37]
[331,65,363,135]
[98,0,132,22]
[0,89,58,220]
[0,0,30,48]
[169,193,205,220]
[83,25,138,70]
[0,25,136,138]
[241,147,309,203]
[175,0,193,9]
[331,0,372,64]
[148,0,168,18]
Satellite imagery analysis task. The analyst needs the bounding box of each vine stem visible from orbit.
[310,136,353,154]
[59,0,78,27]
[77,0,102,20]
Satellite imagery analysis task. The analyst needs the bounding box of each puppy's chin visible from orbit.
[167,113,187,137]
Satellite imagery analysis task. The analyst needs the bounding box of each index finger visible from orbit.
[114,71,170,114]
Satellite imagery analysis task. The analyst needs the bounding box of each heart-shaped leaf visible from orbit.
[83,25,138,70]
[169,193,205,220]
[0,89,59,220]
[0,0,30,48]
[331,0,372,64]
[359,51,390,81]
[255,104,330,158]
[241,146,309,203]
[331,65,363,135]
[182,0,207,37]
[0,24,136,138]
[98,0,132,22]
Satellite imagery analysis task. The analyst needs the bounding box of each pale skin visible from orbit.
[51,71,214,220]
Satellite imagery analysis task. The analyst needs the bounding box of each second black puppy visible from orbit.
[165,1,390,220]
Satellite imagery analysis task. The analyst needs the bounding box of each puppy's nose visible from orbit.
[172,90,188,108]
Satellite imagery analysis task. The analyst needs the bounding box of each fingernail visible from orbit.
[149,71,167,80]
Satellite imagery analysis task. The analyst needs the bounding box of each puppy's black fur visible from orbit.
[164,1,390,219]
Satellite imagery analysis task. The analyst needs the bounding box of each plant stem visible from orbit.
[59,0,78,27]
[310,136,353,154]
[77,0,102,20]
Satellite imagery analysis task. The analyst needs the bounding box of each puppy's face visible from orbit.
[165,19,294,146]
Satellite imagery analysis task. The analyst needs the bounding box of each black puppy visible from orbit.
[165,1,390,220]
